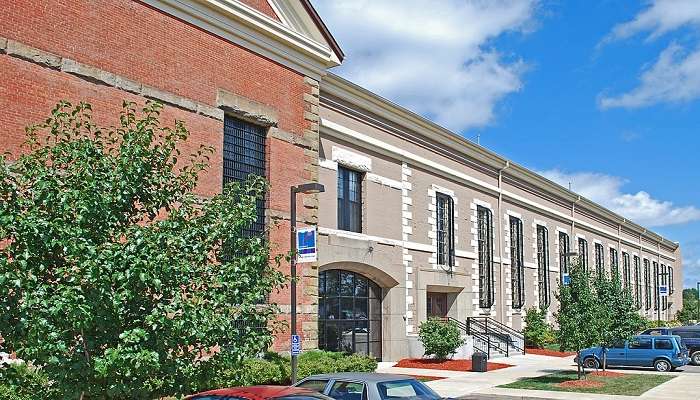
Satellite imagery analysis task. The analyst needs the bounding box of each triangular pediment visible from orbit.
[265,0,344,64]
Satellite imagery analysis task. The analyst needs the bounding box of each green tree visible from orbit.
[595,272,646,370]
[418,319,464,359]
[523,307,554,349]
[0,101,284,399]
[555,260,600,379]
[676,288,699,325]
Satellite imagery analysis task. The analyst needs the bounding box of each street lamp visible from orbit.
[290,182,324,384]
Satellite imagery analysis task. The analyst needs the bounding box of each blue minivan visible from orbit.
[577,334,689,372]
[642,325,700,366]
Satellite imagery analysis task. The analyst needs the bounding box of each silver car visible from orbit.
[294,373,446,400]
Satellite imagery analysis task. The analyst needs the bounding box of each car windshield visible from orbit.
[376,380,440,400]
[674,337,687,350]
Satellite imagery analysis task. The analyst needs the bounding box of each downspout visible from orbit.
[497,161,510,324]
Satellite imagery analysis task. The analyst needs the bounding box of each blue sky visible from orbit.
[312,0,700,288]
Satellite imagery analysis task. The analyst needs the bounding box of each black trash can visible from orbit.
[472,351,488,372]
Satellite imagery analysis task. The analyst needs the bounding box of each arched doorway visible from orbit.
[318,269,382,359]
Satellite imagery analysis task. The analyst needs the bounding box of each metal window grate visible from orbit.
[477,206,494,309]
[595,243,605,278]
[223,116,266,237]
[510,216,524,309]
[578,238,589,272]
[537,225,550,308]
[436,193,454,271]
[623,252,631,291]
[653,261,659,311]
[337,166,362,233]
[644,259,651,311]
[634,256,642,309]
[610,248,619,281]
[559,232,570,284]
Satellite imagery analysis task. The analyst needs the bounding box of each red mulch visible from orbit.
[525,347,576,357]
[395,358,512,372]
[556,380,604,389]
[588,371,625,377]
[409,375,447,381]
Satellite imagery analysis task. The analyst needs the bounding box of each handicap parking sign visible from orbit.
[291,334,301,356]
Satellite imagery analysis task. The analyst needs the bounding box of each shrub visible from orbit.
[523,307,554,348]
[0,363,54,400]
[209,358,285,388]
[418,319,464,359]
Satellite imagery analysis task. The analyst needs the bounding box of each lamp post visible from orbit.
[290,182,324,384]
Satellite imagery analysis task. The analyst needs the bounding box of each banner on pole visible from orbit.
[296,227,317,263]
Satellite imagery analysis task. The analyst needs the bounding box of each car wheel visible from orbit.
[692,351,700,366]
[654,359,671,372]
[583,357,599,369]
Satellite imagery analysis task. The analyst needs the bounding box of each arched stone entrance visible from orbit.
[318,269,383,358]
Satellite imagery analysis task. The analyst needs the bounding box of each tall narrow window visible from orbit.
[661,264,668,311]
[223,115,267,237]
[644,259,651,311]
[653,261,659,311]
[510,216,525,310]
[622,252,631,291]
[668,266,674,295]
[610,248,619,281]
[477,206,494,309]
[634,256,641,309]
[559,232,570,284]
[436,193,454,270]
[537,225,550,309]
[337,166,362,233]
[578,238,589,271]
[595,243,605,278]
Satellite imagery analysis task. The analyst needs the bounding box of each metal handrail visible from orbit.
[468,318,511,356]
[466,317,526,357]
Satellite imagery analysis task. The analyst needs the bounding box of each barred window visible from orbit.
[622,252,631,291]
[634,256,641,309]
[436,193,454,270]
[537,225,550,309]
[653,261,659,311]
[510,216,525,310]
[644,259,651,311]
[559,231,570,284]
[223,116,267,237]
[661,264,668,311]
[669,266,674,294]
[610,248,619,281]
[477,206,494,309]
[337,166,362,233]
[578,238,589,271]
[594,243,605,278]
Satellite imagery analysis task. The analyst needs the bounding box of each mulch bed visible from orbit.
[588,371,625,377]
[395,358,512,372]
[556,380,604,389]
[525,347,576,357]
[409,375,447,381]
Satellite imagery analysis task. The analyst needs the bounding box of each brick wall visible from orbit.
[0,0,320,352]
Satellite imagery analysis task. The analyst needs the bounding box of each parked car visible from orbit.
[294,373,447,400]
[186,385,336,400]
[576,334,689,372]
[641,325,700,366]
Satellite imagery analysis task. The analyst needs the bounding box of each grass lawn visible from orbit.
[499,371,675,396]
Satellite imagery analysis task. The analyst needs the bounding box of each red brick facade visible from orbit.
[0,0,322,352]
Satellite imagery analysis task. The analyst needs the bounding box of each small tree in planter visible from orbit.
[555,259,600,379]
[418,319,464,359]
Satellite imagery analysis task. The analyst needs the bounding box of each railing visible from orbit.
[466,317,525,359]
[443,317,491,359]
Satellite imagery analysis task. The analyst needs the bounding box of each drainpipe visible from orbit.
[497,161,510,324]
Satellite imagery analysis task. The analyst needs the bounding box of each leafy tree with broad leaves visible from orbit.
[555,259,601,379]
[676,288,699,325]
[523,307,554,349]
[595,270,646,370]
[0,101,284,399]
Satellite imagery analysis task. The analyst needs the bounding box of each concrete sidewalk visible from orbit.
[377,354,699,400]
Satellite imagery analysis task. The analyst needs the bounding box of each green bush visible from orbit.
[0,363,55,400]
[523,307,555,348]
[418,319,464,359]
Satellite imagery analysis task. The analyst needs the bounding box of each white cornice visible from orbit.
[320,118,678,261]
[320,73,679,252]
[143,0,339,79]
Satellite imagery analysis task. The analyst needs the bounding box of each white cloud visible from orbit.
[600,0,700,109]
[312,0,538,131]
[599,43,700,109]
[605,0,700,42]
[539,169,700,227]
